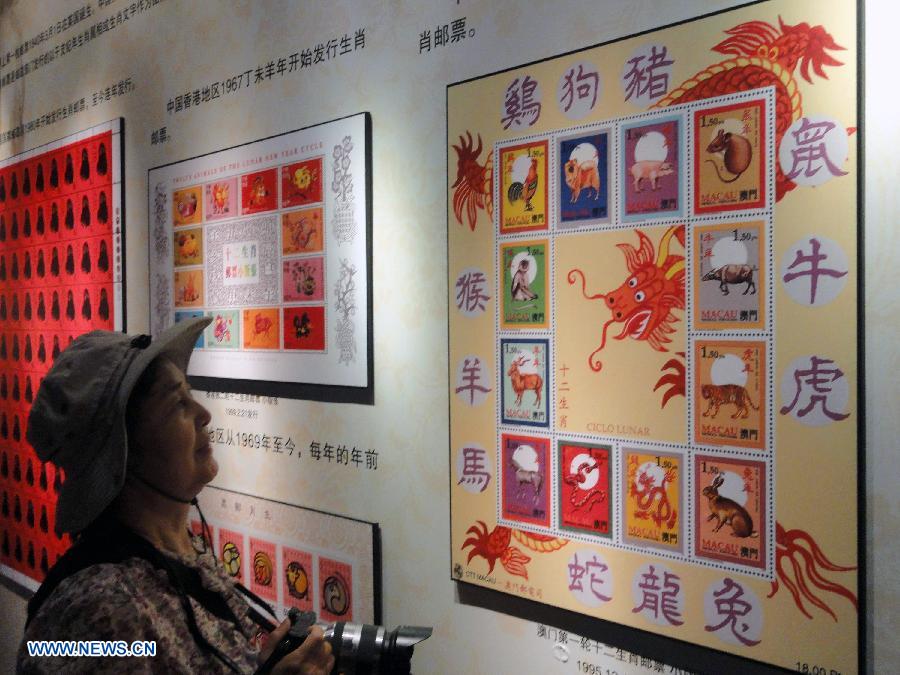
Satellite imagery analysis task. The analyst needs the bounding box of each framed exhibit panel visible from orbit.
[196,486,381,624]
[448,1,862,671]
[0,119,125,589]
[149,113,372,404]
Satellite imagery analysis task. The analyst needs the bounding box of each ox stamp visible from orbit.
[501,433,551,527]
[694,221,765,330]
[623,448,682,553]
[694,454,766,569]
[621,116,682,221]
[501,339,550,428]
[500,239,548,329]
[558,129,610,229]
[694,98,766,214]
[499,140,549,234]
[694,339,766,450]
[557,441,611,537]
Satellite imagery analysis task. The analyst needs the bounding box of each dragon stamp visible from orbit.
[694,221,766,330]
[694,339,766,449]
[694,454,766,569]
[282,207,324,255]
[501,339,549,428]
[501,433,551,527]
[623,448,682,552]
[621,116,682,221]
[500,239,548,329]
[499,140,549,234]
[694,98,767,214]
[558,130,610,229]
[557,441,611,538]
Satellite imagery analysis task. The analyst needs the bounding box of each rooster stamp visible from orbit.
[172,185,203,227]
[694,339,766,450]
[694,98,766,214]
[623,448,682,552]
[500,239,548,329]
[500,339,549,428]
[621,116,682,221]
[557,441,611,538]
[693,454,766,569]
[240,168,278,216]
[501,433,550,527]
[694,221,765,330]
[499,140,548,234]
[281,157,324,208]
[558,130,610,229]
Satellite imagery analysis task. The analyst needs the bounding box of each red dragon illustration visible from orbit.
[630,465,677,530]
[654,16,847,201]
[568,223,686,407]
[451,132,493,231]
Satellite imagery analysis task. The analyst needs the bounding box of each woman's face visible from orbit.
[128,358,216,500]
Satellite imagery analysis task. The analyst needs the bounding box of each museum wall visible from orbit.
[0,1,895,673]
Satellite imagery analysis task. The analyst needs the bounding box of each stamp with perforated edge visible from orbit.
[622,447,683,553]
[557,440,612,538]
[499,139,549,234]
[501,432,551,527]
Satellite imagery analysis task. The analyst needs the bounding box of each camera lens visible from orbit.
[324,623,432,675]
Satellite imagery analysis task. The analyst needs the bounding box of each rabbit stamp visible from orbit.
[702,474,757,538]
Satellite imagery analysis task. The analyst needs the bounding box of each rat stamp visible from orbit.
[499,140,549,234]
[501,338,549,428]
[694,339,766,450]
[621,115,682,221]
[694,221,765,330]
[319,557,353,622]
[557,441,612,538]
[622,448,682,553]
[694,454,766,569]
[501,433,551,527]
[500,239,548,329]
[282,546,314,613]
[694,98,766,214]
[558,129,610,229]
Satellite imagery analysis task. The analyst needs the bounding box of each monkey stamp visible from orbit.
[501,433,551,527]
[319,557,353,622]
[501,339,550,428]
[240,168,278,215]
[622,448,682,553]
[694,339,766,450]
[499,140,549,234]
[282,546,314,613]
[621,116,682,221]
[694,221,766,330]
[694,99,766,214]
[558,130,610,229]
[500,239,548,329]
[557,441,611,538]
[694,454,766,569]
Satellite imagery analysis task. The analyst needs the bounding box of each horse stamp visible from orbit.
[694,454,766,569]
[694,99,766,214]
[501,339,549,428]
[694,221,765,330]
[501,433,551,527]
[500,239,548,329]
[558,130,610,229]
[499,140,549,234]
[621,116,681,221]
[623,448,682,552]
[694,339,766,450]
[557,441,611,538]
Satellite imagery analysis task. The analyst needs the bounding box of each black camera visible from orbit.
[257,608,432,675]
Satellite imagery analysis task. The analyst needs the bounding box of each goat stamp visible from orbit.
[501,338,550,428]
[501,433,551,527]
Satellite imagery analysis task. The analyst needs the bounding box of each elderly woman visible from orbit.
[17,317,333,674]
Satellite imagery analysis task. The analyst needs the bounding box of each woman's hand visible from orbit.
[259,619,335,675]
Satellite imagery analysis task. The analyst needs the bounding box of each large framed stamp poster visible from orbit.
[0,119,125,590]
[149,113,372,404]
[448,1,861,672]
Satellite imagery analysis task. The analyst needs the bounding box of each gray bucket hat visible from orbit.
[27,316,212,534]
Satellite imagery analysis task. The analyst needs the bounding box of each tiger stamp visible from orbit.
[694,339,766,450]
[623,448,682,553]
[501,433,550,527]
[499,140,549,234]
[557,441,611,538]
[558,130,610,228]
[694,221,765,330]
[500,239,548,329]
[694,99,766,214]
[621,116,682,221]
[694,454,766,569]
[501,339,550,428]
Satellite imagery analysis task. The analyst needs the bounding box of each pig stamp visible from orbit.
[630,160,674,192]
[564,158,601,202]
